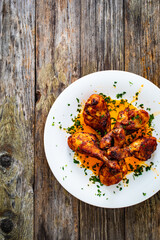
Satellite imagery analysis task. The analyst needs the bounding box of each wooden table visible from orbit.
[0,0,160,239]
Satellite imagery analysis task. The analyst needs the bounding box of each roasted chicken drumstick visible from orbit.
[115,108,150,131]
[100,108,150,149]
[106,136,157,161]
[83,94,111,135]
[99,160,128,186]
[68,132,120,171]
[100,127,126,149]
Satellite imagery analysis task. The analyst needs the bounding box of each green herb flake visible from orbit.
[143,192,146,196]
[148,114,154,127]
[133,165,145,177]
[139,104,144,108]
[113,81,117,87]
[84,168,88,175]
[129,81,133,86]
[116,92,126,99]
[73,159,79,164]
[120,99,125,104]
[129,163,134,171]
[89,176,102,185]
[99,93,111,103]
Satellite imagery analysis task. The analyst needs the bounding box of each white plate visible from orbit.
[44,71,160,208]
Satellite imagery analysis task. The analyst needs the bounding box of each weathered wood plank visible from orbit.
[80,1,125,240]
[124,0,160,239]
[0,0,35,239]
[125,0,160,87]
[35,0,81,239]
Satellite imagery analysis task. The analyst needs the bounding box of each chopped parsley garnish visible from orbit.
[129,163,134,171]
[116,92,126,99]
[143,193,146,196]
[73,159,79,164]
[112,100,116,104]
[89,176,103,185]
[133,165,144,176]
[146,108,151,111]
[120,99,125,104]
[145,162,154,171]
[148,114,154,127]
[52,116,55,126]
[67,114,84,134]
[92,163,98,170]
[95,130,101,135]
[139,104,144,108]
[123,178,129,184]
[84,168,88,175]
[100,114,105,118]
[133,162,154,177]
[96,189,102,197]
[67,125,76,134]
[129,81,133,86]
[111,117,116,121]
[113,81,117,87]
[99,93,111,103]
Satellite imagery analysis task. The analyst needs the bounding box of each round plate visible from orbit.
[44,71,160,208]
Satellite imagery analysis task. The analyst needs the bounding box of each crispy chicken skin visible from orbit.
[68,132,120,171]
[106,146,130,160]
[128,136,157,161]
[99,160,128,186]
[100,108,150,149]
[100,127,126,149]
[115,108,150,131]
[83,94,111,135]
[106,137,157,161]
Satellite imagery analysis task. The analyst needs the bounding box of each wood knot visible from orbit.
[0,153,13,168]
[35,90,41,103]
[0,219,14,234]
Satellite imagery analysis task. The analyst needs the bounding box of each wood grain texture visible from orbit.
[124,1,160,240]
[0,0,35,239]
[35,0,81,239]
[125,0,160,87]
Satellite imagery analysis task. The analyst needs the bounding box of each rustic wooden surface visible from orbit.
[0,0,159,239]
[0,0,35,239]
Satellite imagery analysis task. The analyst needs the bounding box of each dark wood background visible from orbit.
[0,0,160,239]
